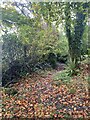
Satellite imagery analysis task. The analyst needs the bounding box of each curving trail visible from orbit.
[2,64,90,119]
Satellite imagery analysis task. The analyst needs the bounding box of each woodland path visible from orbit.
[2,64,90,119]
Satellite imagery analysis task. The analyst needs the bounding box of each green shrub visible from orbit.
[57,53,68,63]
[53,70,71,83]
[67,61,80,76]
[48,52,57,69]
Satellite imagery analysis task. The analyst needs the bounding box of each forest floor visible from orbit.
[1,63,90,119]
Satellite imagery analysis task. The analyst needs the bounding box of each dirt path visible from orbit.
[2,67,90,119]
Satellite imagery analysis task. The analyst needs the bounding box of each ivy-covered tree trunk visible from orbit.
[64,3,75,64]
[65,3,87,67]
[74,3,87,65]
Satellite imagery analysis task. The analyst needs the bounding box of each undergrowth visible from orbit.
[53,69,71,84]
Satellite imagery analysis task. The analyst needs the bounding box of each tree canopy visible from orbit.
[0,1,89,85]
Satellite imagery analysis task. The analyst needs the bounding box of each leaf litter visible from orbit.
[2,65,90,119]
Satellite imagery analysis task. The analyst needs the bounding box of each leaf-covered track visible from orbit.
[2,68,89,119]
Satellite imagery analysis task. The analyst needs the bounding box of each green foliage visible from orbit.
[53,70,71,83]
[1,2,88,86]
[69,88,76,94]
[67,61,81,76]
[64,114,72,119]
[57,53,68,63]
[1,7,32,27]
[4,88,18,96]
[81,25,88,56]
[88,48,90,57]
[53,81,61,87]
[87,76,90,82]
[67,61,76,75]
[64,3,88,66]
[2,33,23,71]
[86,76,90,90]
[48,52,57,69]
